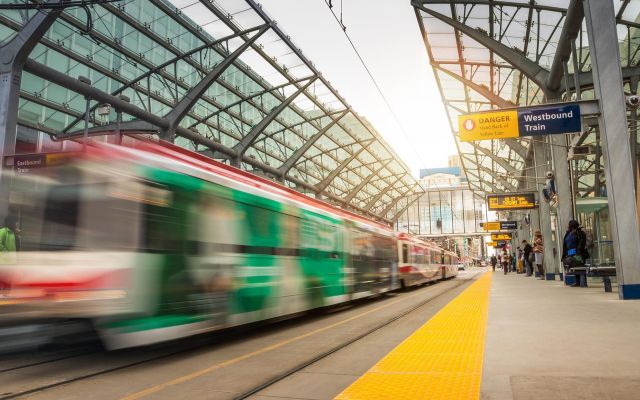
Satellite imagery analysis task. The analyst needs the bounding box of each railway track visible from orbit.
[232,277,472,400]
[0,272,480,400]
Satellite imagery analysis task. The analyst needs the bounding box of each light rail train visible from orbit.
[0,138,457,349]
[397,233,458,288]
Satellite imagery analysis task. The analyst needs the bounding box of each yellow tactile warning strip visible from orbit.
[335,271,492,400]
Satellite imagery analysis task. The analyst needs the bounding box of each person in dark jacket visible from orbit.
[562,220,589,287]
[502,250,509,275]
[522,240,533,276]
[490,255,497,272]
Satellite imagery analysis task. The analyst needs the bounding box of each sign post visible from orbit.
[482,221,518,231]
[459,103,582,142]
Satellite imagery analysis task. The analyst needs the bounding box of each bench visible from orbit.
[587,266,616,293]
[567,265,616,292]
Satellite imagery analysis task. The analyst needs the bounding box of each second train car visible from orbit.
[397,233,458,288]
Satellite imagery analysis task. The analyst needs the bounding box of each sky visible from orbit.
[259,0,457,176]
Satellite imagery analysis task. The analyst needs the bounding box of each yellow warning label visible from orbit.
[483,222,500,231]
[459,110,519,142]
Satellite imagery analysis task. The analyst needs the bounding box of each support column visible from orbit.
[584,0,640,299]
[549,129,574,243]
[534,138,556,280]
[0,4,61,216]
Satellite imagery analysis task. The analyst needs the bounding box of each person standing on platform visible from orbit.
[516,246,523,273]
[490,255,497,272]
[522,240,533,276]
[511,252,517,272]
[0,216,20,297]
[533,230,544,279]
[502,250,509,274]
[562,220,590,287]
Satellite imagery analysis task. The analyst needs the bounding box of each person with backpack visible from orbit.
[522,240,533,276]
[562,220,590,287]
[0,215,20,296]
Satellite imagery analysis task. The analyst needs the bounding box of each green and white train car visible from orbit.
[0,140,397,349]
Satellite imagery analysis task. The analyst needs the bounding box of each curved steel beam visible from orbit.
[163,24,271,140]
[61,25,267,134]
[232,76,318,164]
[415,3,549,88]
[314,141,373,193]
[546,0,584,92]
[364,175,402,212]
[187,75,314,129]
[470,142,519,174]
[391,189,421,222]
[278,109,349,177]
[343,158,393,203]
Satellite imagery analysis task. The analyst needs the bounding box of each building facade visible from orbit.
[395,158,490,263]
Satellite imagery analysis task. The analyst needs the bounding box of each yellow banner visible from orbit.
[458,110,519,142]
[487,242,497,247]
[491,233,512,241]
[483,222,500,231]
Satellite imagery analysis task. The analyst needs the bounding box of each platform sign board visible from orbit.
[482,222,501,231]
[487,241,497,247]
[496,241,507,247]
[487,193,537,210]
[482,221,518,231]
[518,104,581,137]
[459,110,518,141]
[4,152,77,174]
[500,221,518,230]
[459,103,581,142]
[491,233,513,241]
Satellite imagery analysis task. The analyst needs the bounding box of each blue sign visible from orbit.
[517,104,581,136]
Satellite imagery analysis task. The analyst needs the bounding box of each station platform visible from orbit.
[331,270,640,400]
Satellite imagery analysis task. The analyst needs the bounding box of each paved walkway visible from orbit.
[336,271,640,400]
[483,272,640,400]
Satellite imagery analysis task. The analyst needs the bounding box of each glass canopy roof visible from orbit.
[413,0,640,198]
[0,0,421,223]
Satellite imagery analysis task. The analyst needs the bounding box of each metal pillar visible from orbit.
[584,0,640,299]
[0,4,61,216]
[534,138,556,279]
[630,77,638,188]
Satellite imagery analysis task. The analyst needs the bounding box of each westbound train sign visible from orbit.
[459,103,581,141]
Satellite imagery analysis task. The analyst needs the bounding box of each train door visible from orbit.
[372,234,393,293]
[350,227,375,297]
[300,212,346,308]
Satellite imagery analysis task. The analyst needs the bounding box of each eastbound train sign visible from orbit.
[459,103,581,141]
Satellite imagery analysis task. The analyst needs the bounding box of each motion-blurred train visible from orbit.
[0,138,457,349]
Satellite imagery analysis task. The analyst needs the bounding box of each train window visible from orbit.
[40,184,80,251]
[402,244,408,263]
